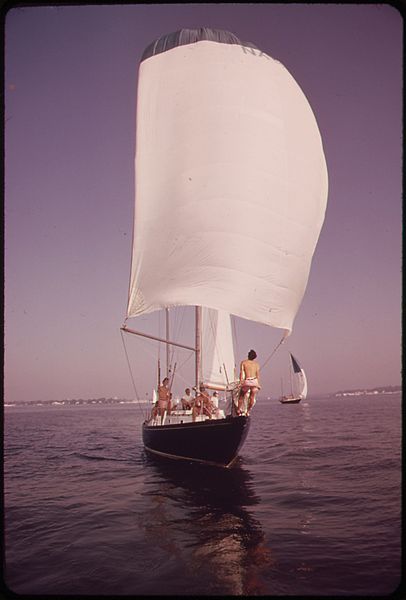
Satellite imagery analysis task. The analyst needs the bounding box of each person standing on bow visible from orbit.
[238,350,261,416]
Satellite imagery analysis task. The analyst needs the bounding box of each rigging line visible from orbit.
[130,333,166,363]
[174,306,189,364]
[172,305,180,339]
[168,308,175,367]
[120,330,146,418]
[229,314,237,381]
[170,306,186,367]
[177,306,186,337]
[164,352,194,390]
[166,308,177,370]
[231,314,240,363]
[222,362,230,386]
[208,309,224,370]
[174,370,193,387]
[260,335,286,370]
[169,311,177,369]
[176,350,194,372]
[157,311,161,362]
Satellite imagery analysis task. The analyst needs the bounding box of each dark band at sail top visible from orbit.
[141,27,258,62]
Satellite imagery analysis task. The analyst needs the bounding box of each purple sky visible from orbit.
[5,4,402,402]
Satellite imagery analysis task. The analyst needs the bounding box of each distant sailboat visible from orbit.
[121,28,328,467]
[280,353,308,404]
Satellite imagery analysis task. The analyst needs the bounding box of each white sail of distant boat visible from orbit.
[121,28,328,466]
[152,388,158,404]
[280,353,307,404]
[291,353,307,399]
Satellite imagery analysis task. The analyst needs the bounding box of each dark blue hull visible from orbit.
[142,415,250,468]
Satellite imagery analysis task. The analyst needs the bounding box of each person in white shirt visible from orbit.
[181,387,193,410]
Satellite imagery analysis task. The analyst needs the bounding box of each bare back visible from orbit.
[240,359,260,381]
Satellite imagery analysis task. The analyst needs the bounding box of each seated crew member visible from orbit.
[238,350,261,416]
[192,385,212,421]
[181,388,193,410]
[211,391,219,408]
[210,391,222,418]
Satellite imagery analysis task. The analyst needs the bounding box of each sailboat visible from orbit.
[279,353,308,404]
[121,28,328,467]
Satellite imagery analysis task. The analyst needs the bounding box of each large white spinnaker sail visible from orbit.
[126,28,328,334]
[201,308,235,389]
[290,353,308,400]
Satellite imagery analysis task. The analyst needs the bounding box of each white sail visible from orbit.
[299,369,308,400]
[290,353,307,399]
[201,308,235,389]
[127,33,328,333]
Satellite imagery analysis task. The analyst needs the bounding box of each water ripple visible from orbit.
[4,396,401,596]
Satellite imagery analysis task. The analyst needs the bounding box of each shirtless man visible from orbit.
[238,349,261,415]
[192,385,213,421]
[154,377,171,423]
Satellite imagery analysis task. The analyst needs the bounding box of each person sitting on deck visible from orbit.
[211,391,219,408]
[192,385,213,421]
[210,391,222,418]
[238,350,261,416]
[181,388,193,410]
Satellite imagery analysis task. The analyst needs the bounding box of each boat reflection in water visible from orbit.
[143,454,274,595]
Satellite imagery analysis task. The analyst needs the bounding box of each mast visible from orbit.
[289,356,293,396]
[165,308,170,378]
[195,306,202,391]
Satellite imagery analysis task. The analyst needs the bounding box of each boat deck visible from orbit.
[148,408,226,426]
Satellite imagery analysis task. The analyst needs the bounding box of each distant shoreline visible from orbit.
[332,386,401,397]
[4,398,149,408]
[4,387,401,408]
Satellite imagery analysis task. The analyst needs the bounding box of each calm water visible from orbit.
[4,394,401,596]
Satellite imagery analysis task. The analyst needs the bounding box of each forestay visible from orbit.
[126,28,328,334]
